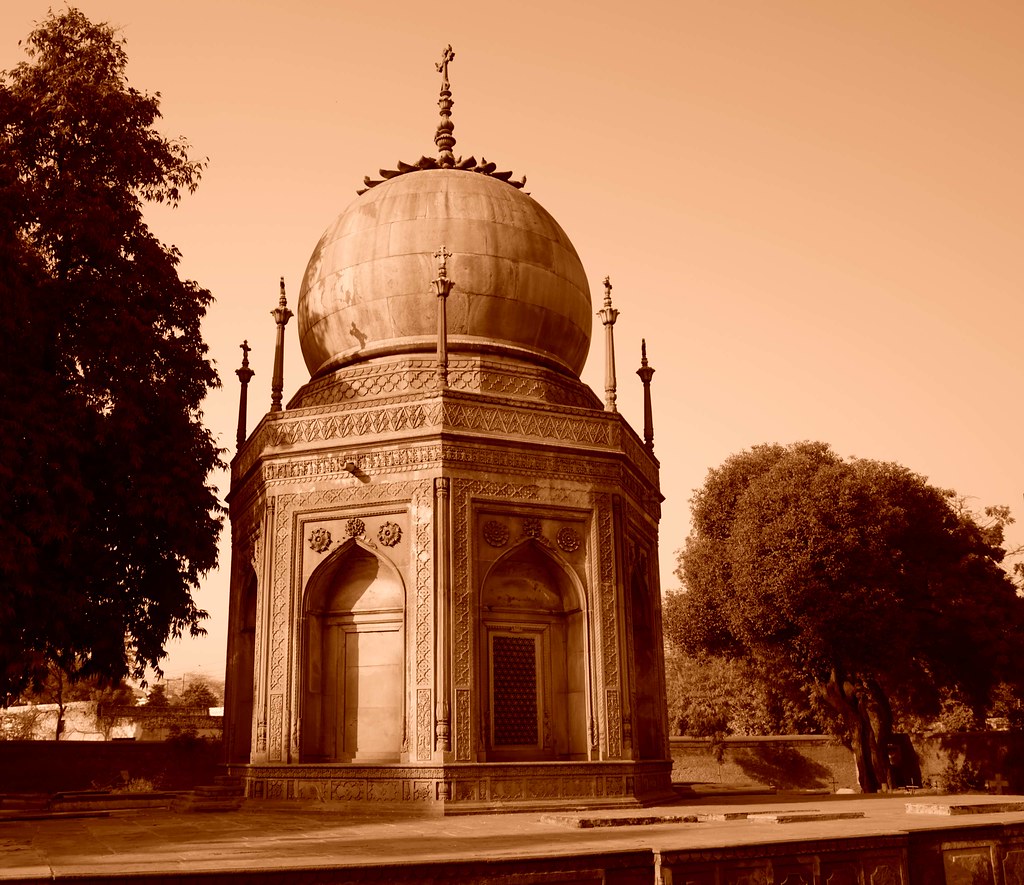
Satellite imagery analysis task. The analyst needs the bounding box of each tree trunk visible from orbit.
[822,669,895,792]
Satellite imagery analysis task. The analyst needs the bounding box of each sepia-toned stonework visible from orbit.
[222,70,673,810]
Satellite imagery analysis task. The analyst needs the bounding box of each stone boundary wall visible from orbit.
[0,739,222,793]
[671,735,860,791]
[672,732,1024,794]
[1,701,223,742]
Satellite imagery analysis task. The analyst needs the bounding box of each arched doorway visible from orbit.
[479,540,589,761]
[302,541,405,763]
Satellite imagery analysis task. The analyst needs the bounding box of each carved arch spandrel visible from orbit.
[478,537,593,762]
[299,537,407,763]
[450,480,539,761]
[261,480,429,764]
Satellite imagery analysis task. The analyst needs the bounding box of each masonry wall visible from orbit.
[671,732,1024,794]
[0,739,222,793]
[670,735,860,791]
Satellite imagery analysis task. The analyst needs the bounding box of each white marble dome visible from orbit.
[297,169,592,379]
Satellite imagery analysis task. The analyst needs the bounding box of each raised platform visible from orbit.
[6,792,1024,883]
[228,759,676,814]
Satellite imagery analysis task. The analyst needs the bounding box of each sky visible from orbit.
[2,1,1022,681]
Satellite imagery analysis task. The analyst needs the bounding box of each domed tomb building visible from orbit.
[224,48,671,811]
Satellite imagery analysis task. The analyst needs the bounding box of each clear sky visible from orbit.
[3,1,1022,681]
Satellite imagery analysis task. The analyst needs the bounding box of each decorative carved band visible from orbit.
[456,688,471,762]
[416,689,432,761]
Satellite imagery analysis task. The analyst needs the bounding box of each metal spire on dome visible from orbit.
[598,276,619,413]
[235,340,255,450]
[433,244,454,389]
[637,338,655,452]
[356,48,527,194]
[270,277,292,413]
[435,45,457,168]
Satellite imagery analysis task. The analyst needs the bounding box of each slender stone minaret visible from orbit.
[637,338,655,452]
[270,277,292,412]
[433,245,454,390]
[435,45,456,168]
[597,276,619,412]
[235,340,254,450]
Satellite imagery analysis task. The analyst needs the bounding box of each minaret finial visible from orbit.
[433,245,454,389]
[435,44,457,168]
[637,338,655,452]
[597,276,619,412]
[270,277,292,413]
[235,340,255,450]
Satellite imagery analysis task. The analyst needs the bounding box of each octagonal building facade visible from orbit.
[223,81,671,811]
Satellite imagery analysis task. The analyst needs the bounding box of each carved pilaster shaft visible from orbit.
[434,476,452,754]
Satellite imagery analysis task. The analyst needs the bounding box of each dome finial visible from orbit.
[435,44,457,168]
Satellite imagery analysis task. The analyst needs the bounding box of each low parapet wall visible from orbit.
[672,732,1024,794]
[670,735,860,791]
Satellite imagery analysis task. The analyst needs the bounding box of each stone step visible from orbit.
[907,800,1024,816]
[748,811,866,824]
[541,813,699,828]
[0,793,49,810]
[698,808,821,822]
[195,784,245,798]
[50,792,179,812]
[172,791,244,813]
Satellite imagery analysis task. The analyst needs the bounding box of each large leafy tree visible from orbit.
[0,9,221,700]
[665,441,1024,792]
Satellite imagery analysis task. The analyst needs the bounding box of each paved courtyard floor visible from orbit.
[3,792,1023,882]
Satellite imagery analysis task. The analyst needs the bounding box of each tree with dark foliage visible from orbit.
[0,9,222,700]
[665,441,1024,792]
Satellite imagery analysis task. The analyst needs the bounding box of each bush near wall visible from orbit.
[914,731,1024,793]
[0,739,222,793]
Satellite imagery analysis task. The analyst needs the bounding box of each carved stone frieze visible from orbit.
[289,355,600,411]
[240,398,619,482]
[443,400,613,447]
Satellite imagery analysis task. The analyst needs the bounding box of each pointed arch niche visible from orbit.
[302,540,406,763]
[479,540,589,761]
